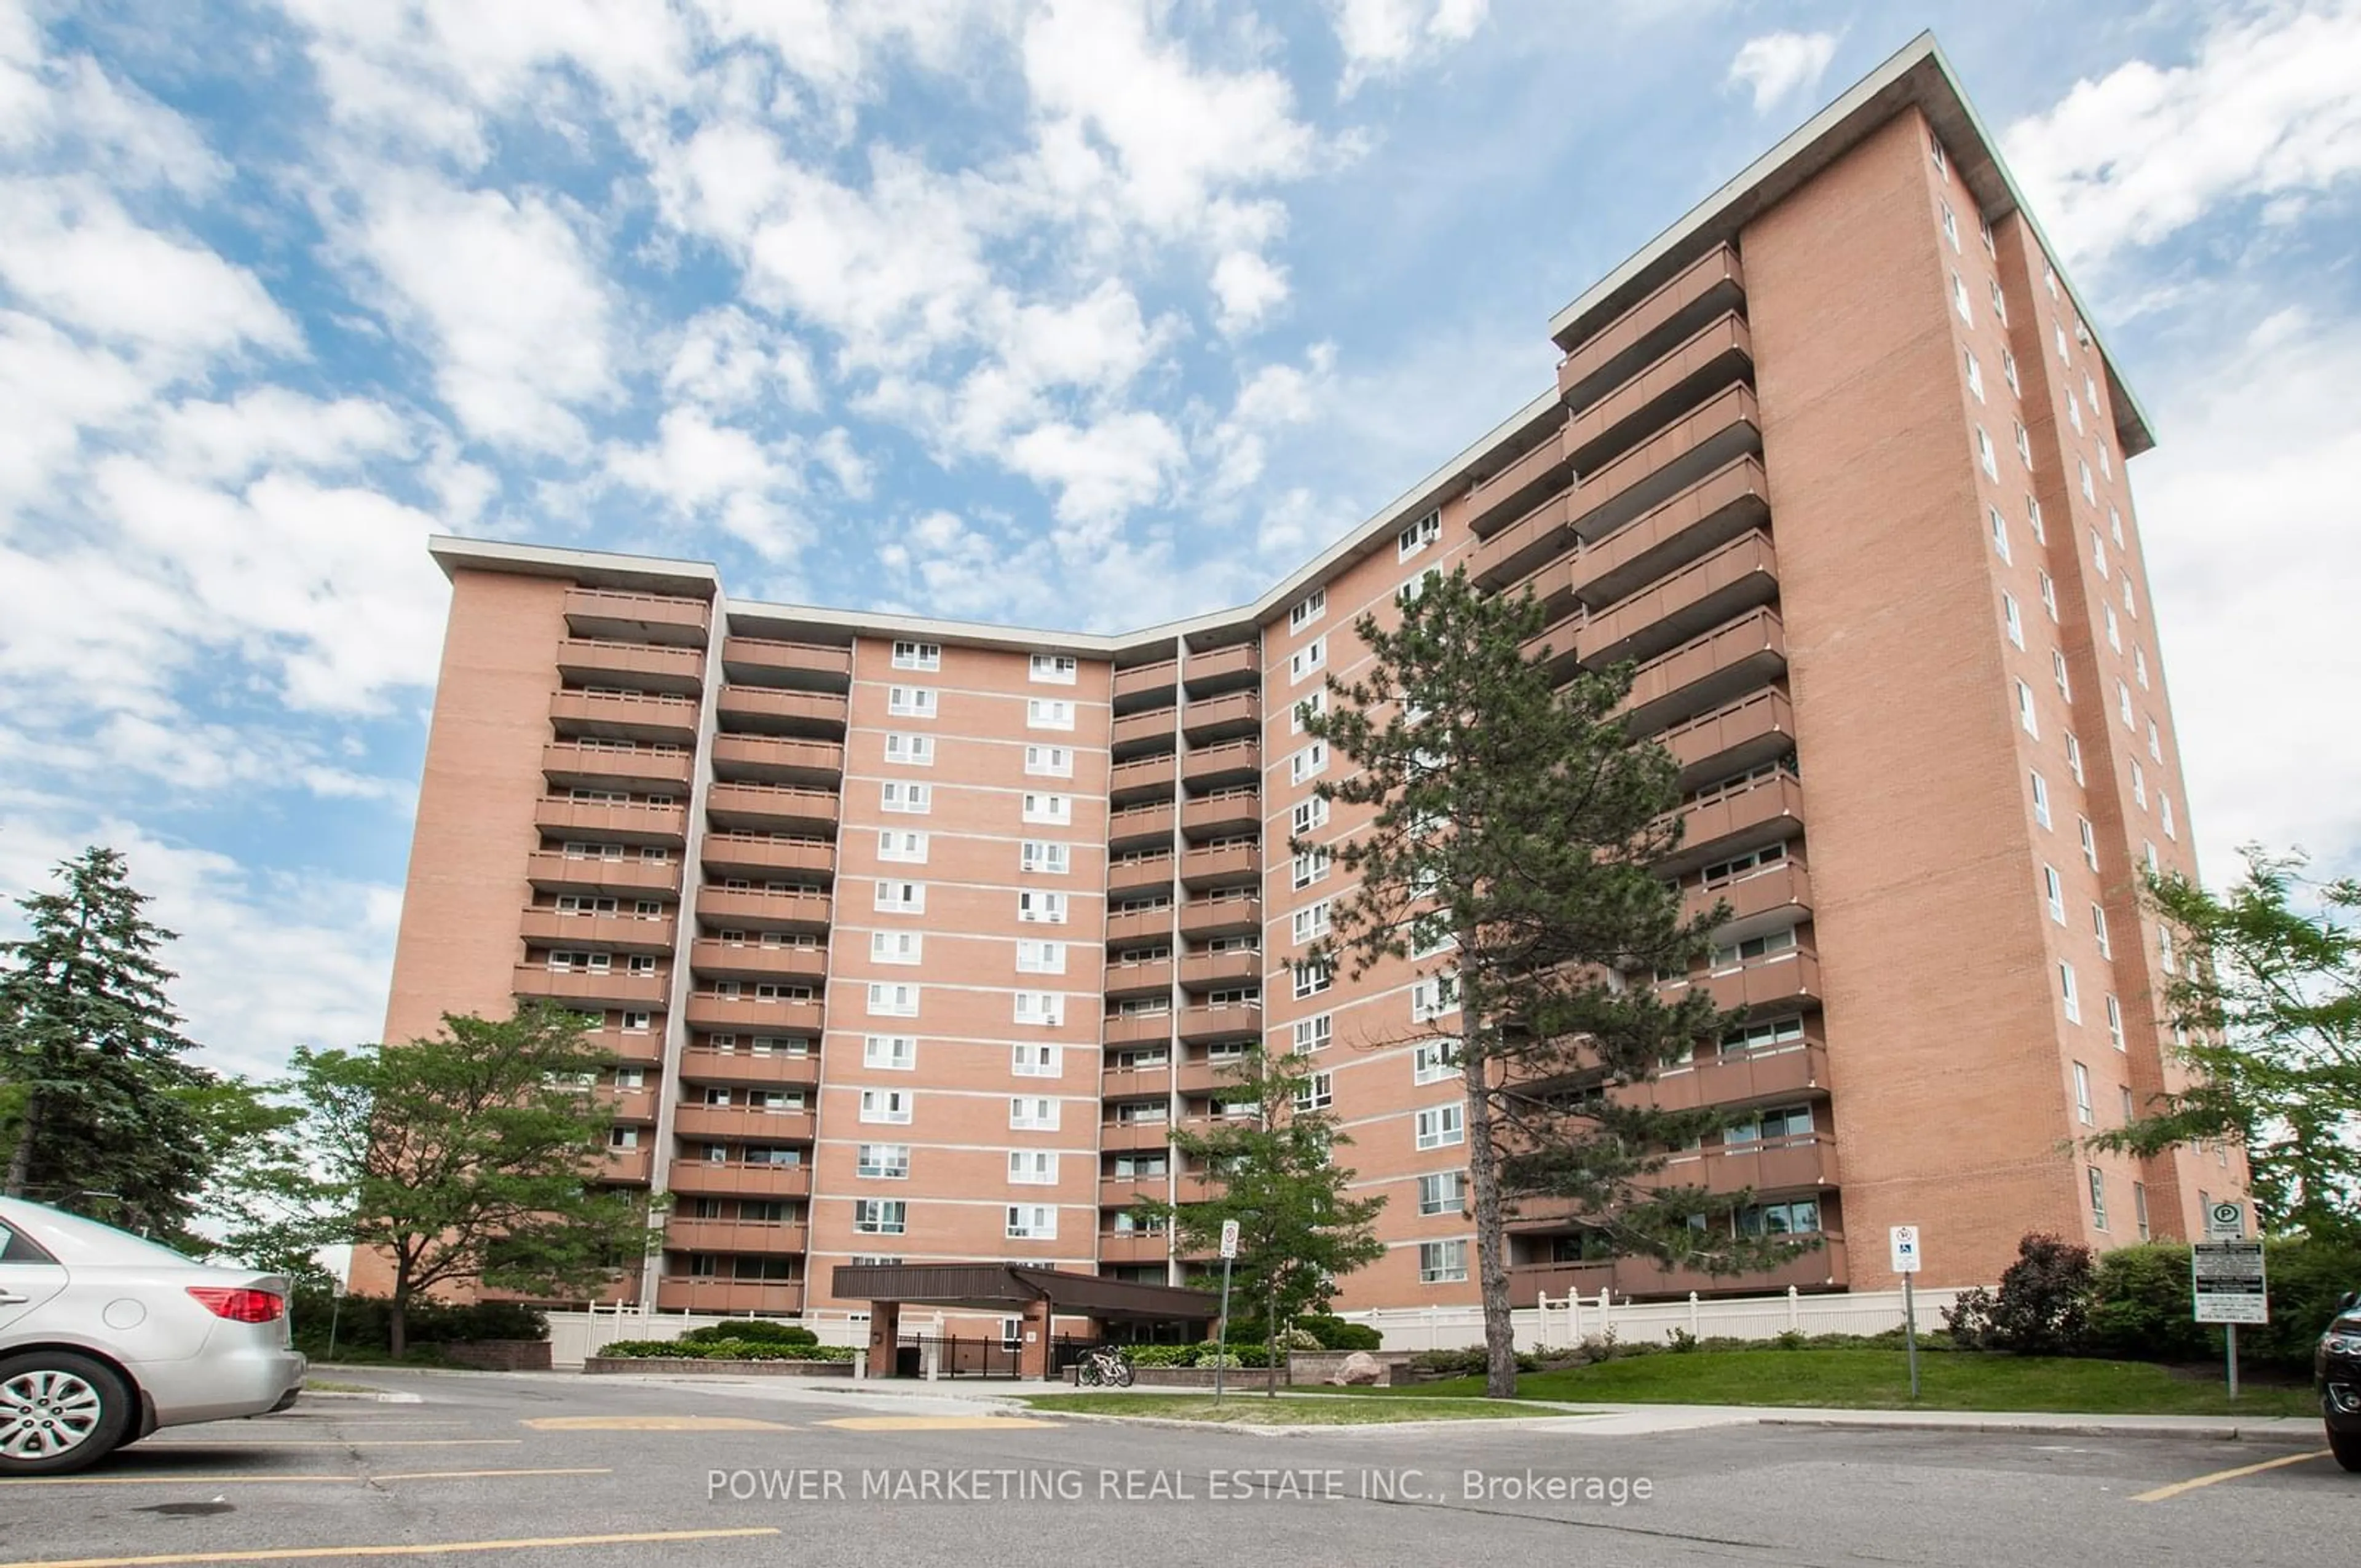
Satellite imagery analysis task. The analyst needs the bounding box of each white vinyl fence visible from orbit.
[545,1304,869,1369]
[1338,1286,1974,1353]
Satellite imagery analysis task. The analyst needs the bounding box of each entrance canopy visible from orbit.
[832,1262,1219,1325]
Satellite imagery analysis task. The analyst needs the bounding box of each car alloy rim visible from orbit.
[0,1369,105,1460]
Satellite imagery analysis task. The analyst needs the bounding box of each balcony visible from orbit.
[518,908,676,955]
[721,635,851,690]
[716,685,850,739]
[1671,773,1805,875]
[710,735,845,787]
[1179,948,1261,990]
[1112,706,1178,756]
[599,1086,660,1124]
[1182,691,1258,745]
[1557,243,1747,414]
[706,781,840,834]
[1174,1055,1238,1095]
[1104,958,1176,999]
[1178,1002,1262,1044]
[1102,1011,1174,1048]
[1471,489,1579,593]
[1580,529,1779,671]
[1508,1237,1845,1307]
[666,1161,814,1199]
[1180,843,1259,891]
[1100,1118,1174,1153]
[695,886,831,933]
[512,963,666,1008]
[1521,602,1588,683]
[1643,1041,1830,1116]
[1183,642,1259,696]
[1572,457,1771,610]
[1660,685,1796,790]
[1179,895,1259,940]
[1110,752,1178,806]
[1622,607,1787,736]
[532,797,687,849]
[1691,1133,1840,1197]
[1104,905,1176,945]
[1107,853,1177,899]
[1098,1231,1171,1266]
[1568,385,1762,547]
[555,637,705,695]
[702,833,834,881]
[588,1028,666,1068]
[1107,802,1176,853]
[673,1105,817,1143]
[564,586,709,646]
[1113,656,1179,709]
[1684,860,1813,937]
[1565,312,1754,479]
[1691,951,1822,1016]
[1181,738,1259,790]
[678,1048,821,1089]
[541,741,694,795]
[653,1279,805,1315]
[526,852,682,899]
[684,993,825,1031]
[601,1146,654,1184]
[665,1220,808,1255]
[689,939,828,985]
[1099,1175,1164,1210]
[1180,788,1260,841]
[1465,420,1576,540]
[548,688,698,746]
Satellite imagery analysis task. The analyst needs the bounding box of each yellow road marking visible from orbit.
[0,1526,781,1568]
[0,1468,609,1489]
[2131,1448,2333,1502]
[520,1416,788,1432]
[815,1415,1062,1432]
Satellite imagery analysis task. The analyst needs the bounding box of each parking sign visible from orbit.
[1889,1226,1921,1275]
[1219,1219,1240,1259]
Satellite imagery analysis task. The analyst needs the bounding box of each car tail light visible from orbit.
[187,1286,287,1323]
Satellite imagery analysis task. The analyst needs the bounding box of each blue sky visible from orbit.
[2,0,2357,1081]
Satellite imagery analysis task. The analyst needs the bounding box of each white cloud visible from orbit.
[1326,0,1489,97]
[1211,249,1289,337]
[1006,409,1187,531]
[2002,2,2361,268]
[604,406,807,562]
[663,305,821,415]
[1725,30,1838,115]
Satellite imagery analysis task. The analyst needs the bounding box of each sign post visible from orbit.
[2194,1202,2264,1401]
[1889,1226,1923,1400]
[1214,1219,1240,1407]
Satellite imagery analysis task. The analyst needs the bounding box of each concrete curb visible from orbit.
[986,1403,1599,1438]
[1757,1415,2320,1444]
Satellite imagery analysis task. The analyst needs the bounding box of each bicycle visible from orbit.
[1075,1346,1134,1387]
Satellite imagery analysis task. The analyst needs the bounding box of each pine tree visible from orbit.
[1299,569,1809,1398]
[0,847,215,1235]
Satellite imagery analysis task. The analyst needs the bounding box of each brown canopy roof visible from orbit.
[831,1263,1220,1324]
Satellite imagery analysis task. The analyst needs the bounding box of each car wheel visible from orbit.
[2330,1424,2361,1475]
[0,1352,134,1476]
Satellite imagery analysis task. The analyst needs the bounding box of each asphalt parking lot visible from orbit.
[1,1369,2352,1567]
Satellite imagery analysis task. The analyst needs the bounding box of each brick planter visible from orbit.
[583,1356,852,1377]
[439,1340,553,1372]
[1062,1365,1285,1389]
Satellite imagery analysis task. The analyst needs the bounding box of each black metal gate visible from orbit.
[896,1334,1026,1379]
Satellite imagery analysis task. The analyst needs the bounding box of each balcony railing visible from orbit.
[716,686,850,739]
[516,908,676,954]
[1102,1011,1174,1048]
[677,1048,821,1089]
[1659,685,1795,788]
[1104,905,1176,945]
[548,688,699,745]
[1181,738,1259,789]
[556,637,705,694]
[1113,657,1179,706]
[563,586,709,645]
[1568,384,1762,547]
[1465,420,1576,540]
[1179,948,1261,990]
[706,781,840,833]
[526,852,681,898]
[1177,1002,1262,1044]
[1099,1118,1174,1152]
[1179,895,1259,939]
[512,963,666,1007]
[695,886,832,931]
[653,1278,805,1314]
[1103,957,1176,998]
[665,1162,814,1199]
[689,939,828,985]
[1571,455,1770,612]
[701,833,834,880]
[542,741,694,794]
[1180,788,1259,840]
[1556,243,1746,414]
[721,635,851,687]
[1564,311,1754,479]
[1182,642,1258,695]
[532,797,687,847]
[672,1105,817,1143]
[684,993,825,1031]
[1180,843,1259,891]
[1182,691,1258,744]
[664,1220,808,1255]
[1579,529,1779,671]
[1621,606,1787,736]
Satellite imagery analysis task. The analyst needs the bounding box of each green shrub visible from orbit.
[2087,1244,2212,1363]
[681,1320,817,1347]
[1274,1327,1323,1352]
[1294,1315,1383,1352]
[288,1292,548,1357]
[598,1339,694,1358]
[597,1338,851,1363]
[1124,1344,1198,1368]
[1666,1327,1698,1353]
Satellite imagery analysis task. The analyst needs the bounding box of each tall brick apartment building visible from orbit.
[360,37,2243,1322]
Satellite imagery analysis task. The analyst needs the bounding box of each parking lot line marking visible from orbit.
[369,1468,614,1483]
[518,1416,789,1432]
[0,1468,610,1490]
[0,1525,783,1568]
[2130,1448,2333,1502]
[142,1441,523,1449]
[815,1416,1063,1432]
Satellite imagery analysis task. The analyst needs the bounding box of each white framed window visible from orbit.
[1397,510,1441,560]
[1952,272,1973,325]
[1014,991,1066,1026]
[1293,1014,1332,1054]
[1029,653,1078,685]
[1411,973,1461,1022]
[890,641,940,671]
[2002,593,2023,648]
[1291,848,1331,890]
[2100,441,2113,481]
[1022,792,1073,825]
[877,829,928,863]
[2039,571,2057,621]
[2003,348,2020,395]
[1293,1071,1334,1113]
[887,685,937,717]
[1964,348,1983,401]
[1418,1171,1467,1216]
[1008,1149,1059,1185]
[2160,924,2177,974]
[2134,647,2150,689]
[874,879,925,914]
[1989,506,2011,564]
[1011,1042,1061,1078]
[2109,505,2124,547]
[2067,389,2084,435]
[870,930,923,965]
[2031,770,2052,830]
[620,1011,652,1033]
[1991,280,2011,326]
[884,732,935,766]
[1397,565,1442,605]
[2105,994,2125,1050]
[2130,759,2147,808]
[1979,213,1996,254]
[2015,680,2039,739]
[2073,1062,2094,1126]
[1291,797,1329,835]
[2104,604,2121,652]
[1008,1095,1061,1131]
[865,982,919,1018]
[2060,961,2082,1023]
[1006,1204,1057,1240]
[852,1199,907,1234]
[1289,587,1326,632]
[881,780,932,814]
[1289,637,1326,683]
[2055,320,2072,364]
[2065,732,2084,785]
[2043,864,2066,924]
[2044,261,2058,299]
[607,1126,639,1150]
[2078,457,2095,503]
[1291,688,1327,734]
[1975,425,1998,478]
[2087,1167,2108,1231]
[1020,840,1070,876]
[1017,889,1069,925]
[1026,697,1076,730]
[1418,1239,1468,1285]
[2079,816,2099,872]
[2026,495,2046,543]
[1292,960,1332,999]
[2145,840,2161,875]
[1016,939,1066,974]
[1291,900,1331,945]
[2123,577,2137,617]
[1940,199,1960,251]
[2160,792,2176,841]
[1930,131,1948,176]
[1291,741,1328,784]
[1415,1104,1465,1151]
[856,1144,909,1180]
[860,1088,914,1124]
[1024,744,1074,778]
[2013,419,2031,467]
[1414,1040,1462,1085]
[2052,650,2072,701]
[863,1034,916,1071]
[2093,903,2112,958]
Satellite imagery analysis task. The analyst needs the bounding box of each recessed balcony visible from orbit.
[1179,948,1262,990]
[1104,905,1176,945]
[1177,1002,1262,1044]
[1641,1039,1830,1116]
[512,963,666,1009]
[533,797,687,848]
[1181,738,1259,790]
[1659,687,1797,790]
[1102,1011,1175,1049]
[542,741,694,795]
[684,993,825,1031]
[1179,895,1259,940]
[1098,1231,1171,1266]
[666,1162,813,1200]
[1182,642,1259,696]
[1621,607,1787,737]
[556,638,705,696]
[1180,788,1260,841]
[563,587,710,647]
[1667,773,1805,877]
[1107,853,1177,899]
[1683,859,1813,940]
[664,1220,808,1255]
[710,735,845,788]
[1689,950,1822,1016]
[1099,1176,1165,1210]
[548,689,699,746]
[716,685,850,740]
[1182,691,1259,745]
[721,635,852,690]
[1507,1237,1845,1308]
[673,1105,817,1143]
[706,782,840,834]
[1112,706,1179,758]
[1099,1118,1174,1153]
[653,1279,805,1314]
[701,833,834,882]
[526,853,681,899]
[695,886,832,932]
[1110,752,1179,807]
[1564,312,1754,479]
[1107,802,1176,853]
[678,1049,821,1090]
[689,939,828,985]
[1180,843,1259,891]
[1113,656,1180,711]
[601,1146,654,1184]
[1104,956,1176,999]
[518,908,676,955]
[1100,1064,1173,1101]
[1579,529,1779,671]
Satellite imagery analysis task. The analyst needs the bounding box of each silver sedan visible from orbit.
[0,1196,307,1475]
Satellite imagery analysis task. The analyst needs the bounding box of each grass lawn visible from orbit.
[1014,1393,1588,1425]
[1358,1349,2317,1417]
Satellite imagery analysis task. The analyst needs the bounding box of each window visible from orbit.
[2073,1062,2094,1125]
[1418,1171,1467,1216]
[2055,321,2072,363]
[2065,731,2083,785]
[863,1034,916,1071]
[1991,278,2009,325]
[2044,261,2058,299]
[1712,928,1797,972]
[2093,904,2111,958]
[1397,565,1442,605]
[874,879,925,914]
[1726,1105,1813,1145]
[1020,840,1070,876]
[2160,792,2175,841]
[2013,419,2031,467]
[2078,458,2095,503]
[1952,272,1973,325]
[2087,1166,2109,1231]
[1011,1042,1060,1078]
[866,983,919,1018]
[2026,495,2045,543]
[2039,571,2057,620]
[1024,744,1074,777]
[1008,1150,1058,1184]
[2060,961,2082,1023]
[1960,345,1984,401]
[2067,389,2084,435]
[1410,973,1461,1022]
[1418,1239,1468,1284]
[1290,741,1328,784]
[881,781,931,814]
[1006,1205,1057,1240]
[2001,593,2023,647]
[1293,1014,1332,1054]
[2043,865,2066,924]
[2134,1181,2150,1241]
[1940,200,1960,250]
[1291,900,1331,945]
[2123,577,2137,617]
[1972,425,1998,479]
[1409,1040,1463,1085]
[1029,653,1077,684]
[1017,890,1068,924]
[607,1125,639,1149]
[852,1199,906,1235]
[1014,991,1065,1026]
[1289,637,1326,683]
[1720,1016,1806,1057]
[1291,688,1327,734]
[1289,588,1326,632]
[2002,348,2020,395]
[1397,510,1441,560]
[1294,1072,1334,1113]
[1929,131,1948,176]
[2015,680,2039,739]
[884,732,935,766]
[1988,506,2011,564]
[1026,698,1075,730]
[887,685,936,717]
[1291,797,1329,835]
[1979,213,1996,254]
[2078,816,2098,871]
[2130,760,2147,808]
[2134,647,2150,689]
[877,829,928,863]
[1016,939,1066,974]
[1022,793,1072,825]
[860,1088,913,1124]
[2105,993,2125,1050]
[1292,960,1332,999]
[856,1144,909,1179]
[620,1011,651,1033]
[2109,505,2124,548]
[1291,848,1331,890]
[2147,719,2162,762]
[2100,441,2113,481]
[1415,1104,1465,1150]
[890,641,939,671]
[2052,650,2072,701]
[870,930,922,965]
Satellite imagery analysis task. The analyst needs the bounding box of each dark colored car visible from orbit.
[2318,1290,2361,1472]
